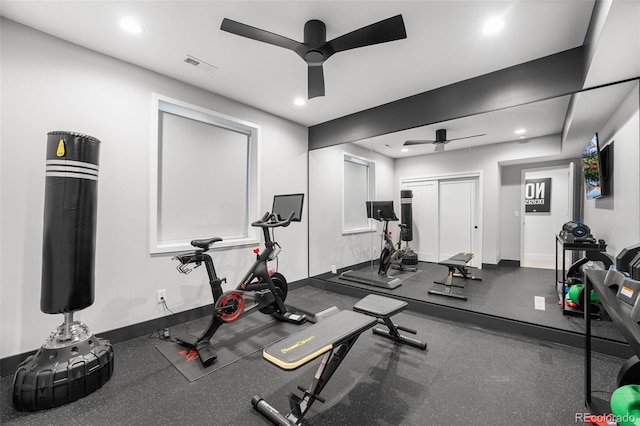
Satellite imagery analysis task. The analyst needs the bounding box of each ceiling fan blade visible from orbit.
[404,140,435,146]
[221,18,303,52]
[328,14,407,54]
[308,64,325,99]
[445,133,487,142]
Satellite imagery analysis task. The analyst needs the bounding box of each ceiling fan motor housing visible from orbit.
[303,20,328,64]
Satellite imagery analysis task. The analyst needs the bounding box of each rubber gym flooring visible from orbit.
[0,285,626,425]
[318,261,624,342]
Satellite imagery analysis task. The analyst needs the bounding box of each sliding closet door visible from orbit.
[439,179,478,267]
[403,176,481,267]
[403,181,438,262]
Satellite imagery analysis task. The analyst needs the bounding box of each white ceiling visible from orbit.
[362,95,573,158]
[0,0,596,127]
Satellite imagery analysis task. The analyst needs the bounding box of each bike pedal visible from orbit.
[279,311,307,324]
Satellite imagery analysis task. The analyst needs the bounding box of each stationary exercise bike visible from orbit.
[378,222,413,275]
[366,200,415,276]
[171,196,306,367]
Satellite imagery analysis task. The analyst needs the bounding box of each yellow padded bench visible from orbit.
[253,309,376,425]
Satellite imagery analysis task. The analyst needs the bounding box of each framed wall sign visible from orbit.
[524,178,552,213]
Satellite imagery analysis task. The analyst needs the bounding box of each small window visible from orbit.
[342,153,376,234]
[150,94,260,253]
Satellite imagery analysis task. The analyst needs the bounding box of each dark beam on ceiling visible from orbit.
[309,46,586,150]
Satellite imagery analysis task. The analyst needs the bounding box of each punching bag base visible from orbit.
[402,249,419,266]
[12,323,114,412]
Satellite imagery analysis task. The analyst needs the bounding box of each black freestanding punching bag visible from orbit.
[41,132,100,313]
[13,131,114,411]
[400,190,413,241]
[400,190,418,265]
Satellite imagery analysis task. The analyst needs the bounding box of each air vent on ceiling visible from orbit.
[183,55,217,73]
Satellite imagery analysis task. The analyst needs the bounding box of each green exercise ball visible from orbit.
[568,284,600,306]
[568,284,582,304]
[611,385,640,426]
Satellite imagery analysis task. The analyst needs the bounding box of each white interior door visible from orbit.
[439,179,480,268]
[403,181,438,262]
[521,165,573,269]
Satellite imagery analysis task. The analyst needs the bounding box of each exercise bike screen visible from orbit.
[272,193,304,222]
[366,200,395,221]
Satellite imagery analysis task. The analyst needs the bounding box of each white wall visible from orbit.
[583,84,640,256]
[0,19,308,359]
[394,134,562,265]
[309,142,394,276]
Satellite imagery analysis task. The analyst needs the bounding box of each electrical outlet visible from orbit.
[157,289,166,304]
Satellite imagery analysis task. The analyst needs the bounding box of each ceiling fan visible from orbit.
[220,15,407,99]
[404,129,486,152]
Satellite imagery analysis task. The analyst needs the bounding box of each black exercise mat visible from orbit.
[328,266,422,287]
[156,311,309,382]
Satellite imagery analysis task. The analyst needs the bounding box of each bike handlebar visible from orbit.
[251,211,295,228]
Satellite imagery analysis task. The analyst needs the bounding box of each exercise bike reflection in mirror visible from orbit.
[368,201,417,276]
[171,195,307,367]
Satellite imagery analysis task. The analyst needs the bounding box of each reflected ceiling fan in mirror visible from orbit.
[404,128,486,152]
[220,15,407,99]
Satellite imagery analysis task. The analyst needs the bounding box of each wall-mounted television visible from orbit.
[582,133,603,200]
[599,141,613,197]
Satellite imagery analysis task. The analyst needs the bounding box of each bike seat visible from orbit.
[190,237,222,250]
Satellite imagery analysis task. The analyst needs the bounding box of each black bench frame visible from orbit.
[353,294,427,350]
[253,310,375,425]
[428,252,481,301]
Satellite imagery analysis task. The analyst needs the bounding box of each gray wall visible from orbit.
[308,142,395,276]
[0,19,308,359]
[500,159,581,262]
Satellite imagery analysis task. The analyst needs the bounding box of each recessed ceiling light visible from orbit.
[401,148,408,153]
[515,128,526,134]
[483,16,504,35]
[120,18,143,34]
[294,97,306,106]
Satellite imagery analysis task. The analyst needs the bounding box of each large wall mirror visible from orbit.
[309,78,639,342]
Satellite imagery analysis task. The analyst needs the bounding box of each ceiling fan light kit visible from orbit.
[220,15,407,99]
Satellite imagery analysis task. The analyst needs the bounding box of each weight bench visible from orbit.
[252,309,376,425]
[353,294,427,350]
[428,252,481,301]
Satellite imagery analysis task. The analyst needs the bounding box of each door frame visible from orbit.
[400,171,484,269]
[519,163,574,267]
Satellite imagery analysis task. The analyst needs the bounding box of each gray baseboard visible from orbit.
[1,278,310,378]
